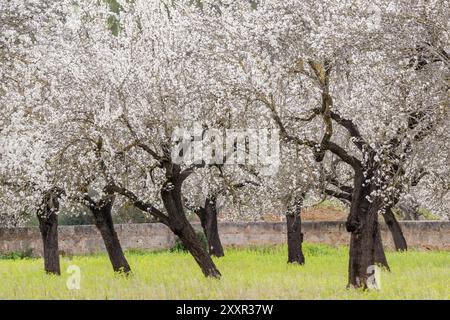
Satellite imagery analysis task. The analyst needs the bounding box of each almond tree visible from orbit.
[0,115,64,274]
[184,162,265,258]
[0,1,67,273]
[0,0,133,275]
[29,1,224,277]
[253,143,322,265]
[191,0,449,288]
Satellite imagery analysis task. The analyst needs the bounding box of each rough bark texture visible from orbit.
[382,207,408,251]
[37,191,61,275]
[89,196,131,274]
[161,180,221,278]
[348,205,379,288]
[373,219,390,271]
[196,196,224,257]
[346,172,389,288]
[286,196,305,264]
[286,213,305,264]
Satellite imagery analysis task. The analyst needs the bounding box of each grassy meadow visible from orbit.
[0,244,448,299]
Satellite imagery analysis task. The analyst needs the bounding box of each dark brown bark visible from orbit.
[348,208,390,288]
[89,196,131,274]
[37,191,61,275]
[286,212,305,264]
[161,181,221,278]
[286,196,305,264]
[373,218,390,271]
[347,173,389,289]
[348,205,378,288]
[328,179,407,252]
[196,196,224,257]
[382,207,407,251]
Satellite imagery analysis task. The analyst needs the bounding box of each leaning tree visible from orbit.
[0,0,134,275]
[30,0,227,278]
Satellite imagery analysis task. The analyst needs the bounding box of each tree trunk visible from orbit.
[285,195,305,264]
[162,181,221,278]
[37,192,61,275]
[373,217,390,271]
[382,207,407,251]
[203,196,224,257]
[91,200,131,274]
[346,171,390,289]
[348,205,389,289]
[286,212,305,264]
[173,221,222,277]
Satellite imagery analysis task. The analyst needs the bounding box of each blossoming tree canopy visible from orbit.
[28,1,233,277]
[185,0,449,286]
[0,0,448,285]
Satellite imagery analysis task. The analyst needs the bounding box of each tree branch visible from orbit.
[324,188,352,202]
[110,183,169,225]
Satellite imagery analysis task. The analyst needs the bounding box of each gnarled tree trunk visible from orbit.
[346,174,389,289]
[196,196,224,257]
[286,213,305,264]
[37,190,61,275]
[162,181,221,278]
[286,196,305,264]
[348,204,385,288]
[89,196,131,274]
[382,207,407,251]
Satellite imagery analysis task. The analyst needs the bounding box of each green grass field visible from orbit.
[0,244,448,299]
